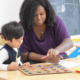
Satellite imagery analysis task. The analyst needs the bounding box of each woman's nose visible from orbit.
[37,15,41,20]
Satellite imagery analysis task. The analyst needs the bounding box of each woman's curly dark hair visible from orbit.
[19,0,56,31]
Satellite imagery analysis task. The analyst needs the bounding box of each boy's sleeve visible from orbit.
[0,64,8,71]
[0,48,9,70]
[17,56,23,66]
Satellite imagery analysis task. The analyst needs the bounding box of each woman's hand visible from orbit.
[43,55,61,63]
[47,48,60,56]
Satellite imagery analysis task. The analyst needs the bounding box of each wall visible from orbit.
[0,0,80,36]
[49,0,80,36]
[0,0,23,32]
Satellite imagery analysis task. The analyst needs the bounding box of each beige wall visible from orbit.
[0,35,6,45]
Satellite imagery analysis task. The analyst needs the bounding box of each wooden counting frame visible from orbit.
[18,63,72,76]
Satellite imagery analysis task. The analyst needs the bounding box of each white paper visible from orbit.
[59,60,80,68]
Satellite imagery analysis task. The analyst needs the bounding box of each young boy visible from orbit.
[0,21,30,71]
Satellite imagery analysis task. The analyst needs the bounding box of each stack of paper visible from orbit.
[59,60,80,68]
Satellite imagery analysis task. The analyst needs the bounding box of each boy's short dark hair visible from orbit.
[1,21,24,42]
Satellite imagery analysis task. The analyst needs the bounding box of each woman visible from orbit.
[20,0,73,64]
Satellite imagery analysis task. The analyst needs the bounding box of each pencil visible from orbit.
[15,48,18,62]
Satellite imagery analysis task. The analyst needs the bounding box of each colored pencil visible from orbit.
[15,48,18,62]
[41,55,49,59]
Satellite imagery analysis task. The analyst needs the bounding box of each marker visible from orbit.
[41,55,49,59]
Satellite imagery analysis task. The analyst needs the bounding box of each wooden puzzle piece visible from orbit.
[75,68,80,73]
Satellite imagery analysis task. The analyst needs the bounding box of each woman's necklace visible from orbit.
[35,29,44,33]
[34,24,46,34]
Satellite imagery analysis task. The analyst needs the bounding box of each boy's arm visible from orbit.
[0,48,9,70]
[0,48,18,71]
[0,64,8,71]
[0,63,18,71]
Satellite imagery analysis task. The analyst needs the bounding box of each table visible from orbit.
[0,57,80,80]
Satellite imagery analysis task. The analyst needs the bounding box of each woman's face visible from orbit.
[34,5,46,26]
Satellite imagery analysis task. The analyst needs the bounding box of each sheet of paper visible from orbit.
[59,60,80,68]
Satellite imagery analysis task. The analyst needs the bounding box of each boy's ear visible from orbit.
[6,39,10,42]
[12,38,16,41]
[5,38,11,43]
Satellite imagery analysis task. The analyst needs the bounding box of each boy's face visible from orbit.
[6,36,23,48]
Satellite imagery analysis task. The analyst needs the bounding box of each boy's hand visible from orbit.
[7,62,18,71]
[20,62,30,68]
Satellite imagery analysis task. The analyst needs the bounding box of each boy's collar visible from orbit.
[5,43,17,52]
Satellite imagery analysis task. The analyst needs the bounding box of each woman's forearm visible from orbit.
[21,52,61,63]
[55,38,73,53]
[21,52,46,62]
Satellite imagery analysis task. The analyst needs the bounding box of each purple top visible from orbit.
[21,15,70,57]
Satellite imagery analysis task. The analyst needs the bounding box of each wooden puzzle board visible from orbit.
[18,63,72,76]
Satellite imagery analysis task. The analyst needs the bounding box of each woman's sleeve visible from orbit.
[54,15,70,46]
[21,32,31,53]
